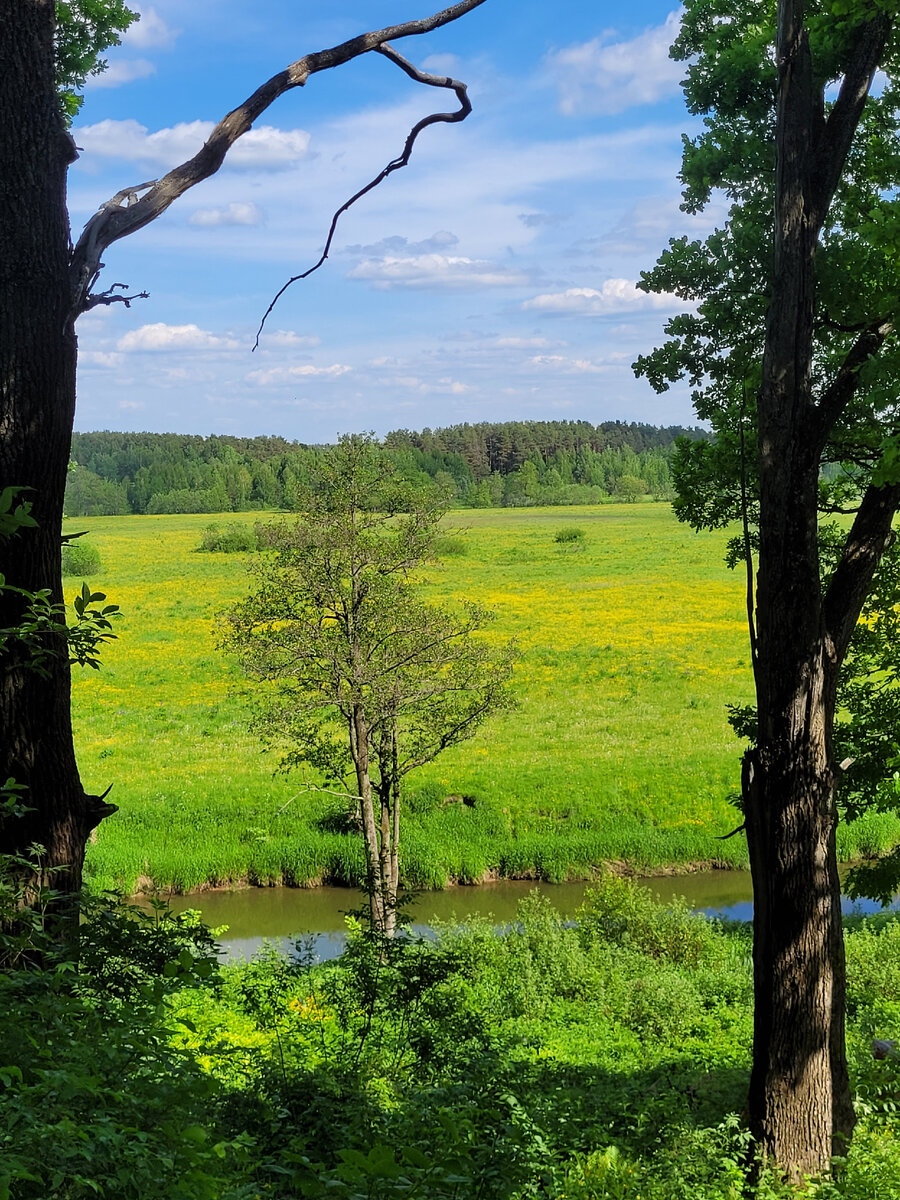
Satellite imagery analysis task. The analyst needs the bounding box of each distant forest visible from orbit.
[65,420,707,516]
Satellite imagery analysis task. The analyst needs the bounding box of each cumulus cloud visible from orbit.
[84,7,177,90]
[188,202,264,228]
[85,59,156,88]
[521,279,681,315]
[381,375,472,395]
[492,337,553,349]
[125,6,178,49]
[75,119,310,170]
[547,10,685,116]
[347,254,530,291]
[117,323,240,351]
[529,355,607,374]
[264,330,321,348]
[246,364,352,386]
[80,350,124,367]
[344,231,459,256]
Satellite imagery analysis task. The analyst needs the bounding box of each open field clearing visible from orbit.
[66,504,849,892]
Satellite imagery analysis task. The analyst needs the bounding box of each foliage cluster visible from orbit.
[221,435,517,934]
[197,522,269,554]
[0,491,118,678]
[60,538,102,577]
[553,525,587,546]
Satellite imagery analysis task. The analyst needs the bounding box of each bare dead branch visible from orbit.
[253,44,473,347]
[81,282,150,312]
[68,0,488,320]
[718,822,746,841]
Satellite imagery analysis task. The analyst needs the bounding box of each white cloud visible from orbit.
[189,202,264,228]
[522,280,681,315]
[85,59,156,88]
[529,355,607,374]
[125,7,178,49]
[117,323,240,351]
[493,337,552,349]
[343,231,459,256]
[246,364,352,386]
[381,375,472,395]
[420,53,462,75]
[75,119,310,170]
[547,10,685,116]
[80,350,124,367]
[347,254,530,291]
[264,330,321,348]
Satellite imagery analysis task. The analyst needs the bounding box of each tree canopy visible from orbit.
[221,436,516,935]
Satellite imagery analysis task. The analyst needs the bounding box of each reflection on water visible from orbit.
[158,870,895,962]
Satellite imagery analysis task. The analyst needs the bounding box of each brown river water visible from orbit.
[154,870,895,962]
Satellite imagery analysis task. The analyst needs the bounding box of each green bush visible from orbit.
[433,534,469,557]
[61,539,101,576]
[554,524,586,545]
[196,523,259,553]
[577,875,721,968]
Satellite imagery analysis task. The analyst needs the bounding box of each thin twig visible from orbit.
[253,44,473,348]
[277,782,364,814]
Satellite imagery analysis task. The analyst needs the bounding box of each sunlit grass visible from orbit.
[71,505,763,892]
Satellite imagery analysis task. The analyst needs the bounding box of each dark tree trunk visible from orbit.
[746,0,893,1176]
[746,462,854,1172]
[0,1,111,906]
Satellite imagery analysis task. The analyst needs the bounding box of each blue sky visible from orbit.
[70,0,720,442]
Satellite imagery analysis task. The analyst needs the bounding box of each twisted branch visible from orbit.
[253,44,473,348]
[68,0,487,320]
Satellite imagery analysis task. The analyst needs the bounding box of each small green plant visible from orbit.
[554,524,586,546]
[61,539,101,576]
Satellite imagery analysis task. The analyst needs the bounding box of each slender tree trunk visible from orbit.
[351,707,386,934]
[378,781,393,937]
[0,1,113,909]
[389,719,400,928]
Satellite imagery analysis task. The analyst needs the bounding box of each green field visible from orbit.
[68,504,889,893]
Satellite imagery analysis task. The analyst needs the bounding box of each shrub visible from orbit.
[577,875,720,969]
[196,523,259,553]
[433,534,468,557]
[61,539,101,576]
[554,525,586,546]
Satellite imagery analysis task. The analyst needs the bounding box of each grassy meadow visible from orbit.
[67,503,894,894]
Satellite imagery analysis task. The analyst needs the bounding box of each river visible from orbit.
[158,870,896,961]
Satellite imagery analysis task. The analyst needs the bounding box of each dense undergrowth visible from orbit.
[5,878,900,1198]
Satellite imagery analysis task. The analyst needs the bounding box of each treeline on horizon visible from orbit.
[65,420,707,517]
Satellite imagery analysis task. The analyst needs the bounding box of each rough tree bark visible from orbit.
[0,1,116,907]
[747,0,897,1176]
[0,0,485,904]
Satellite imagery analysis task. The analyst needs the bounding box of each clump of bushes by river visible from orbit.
[5,878,900,1197]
